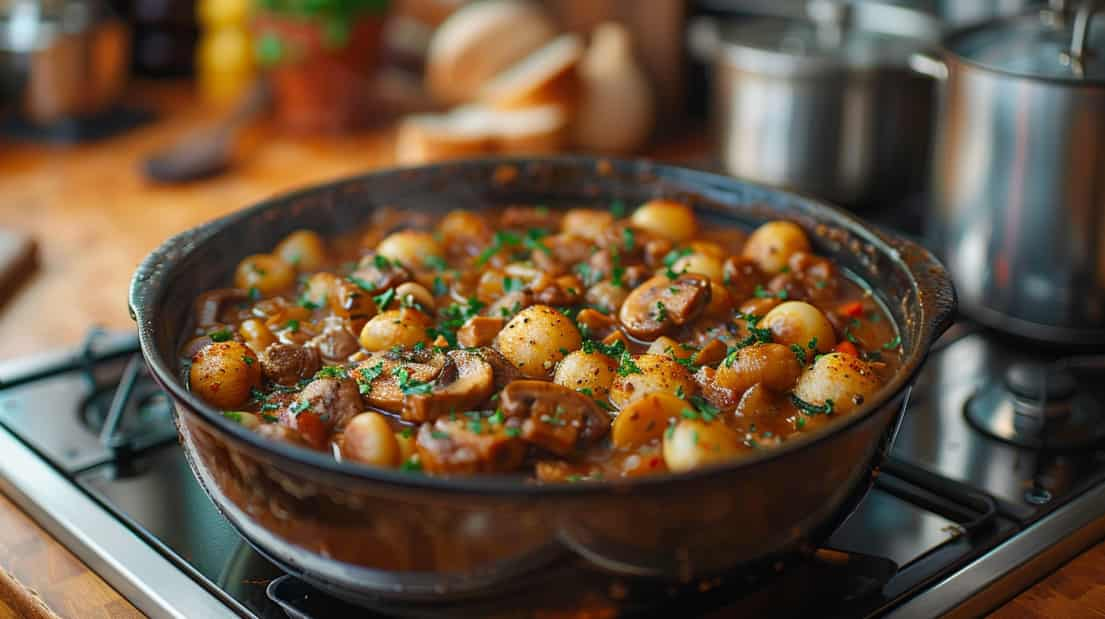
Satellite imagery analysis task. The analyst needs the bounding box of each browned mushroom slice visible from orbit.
[457,316,505,348]
[499,206,561,232]
[618,274,712,340]
[308,316,361,361]
[295,377,364,430]
[348,252,411,293]
[723,256,766,302]
[499,380,609,456]
[354,349,446,413]
[402,350,495,422]
[261,342,321,386]
[415,418,526,474]
[476,346,522,391]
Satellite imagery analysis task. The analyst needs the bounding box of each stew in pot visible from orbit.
[181,201,901,481]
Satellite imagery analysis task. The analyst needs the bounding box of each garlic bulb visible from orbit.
[573,23,656,154]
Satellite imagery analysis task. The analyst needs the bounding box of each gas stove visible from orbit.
[2,321,1105,618]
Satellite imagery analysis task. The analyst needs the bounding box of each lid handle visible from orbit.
[806,0,852,49]
[1068,0,1104,75]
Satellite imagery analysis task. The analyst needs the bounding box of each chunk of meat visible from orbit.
[290,377,364,430]
[619,274,712,340]
[415,419,526,474]
[457,316,505,348]
[308,317,360,361]
[354,349,446,413]
[403,350,495,422]
[260,342,321,386]
[500,380,609,455]
[499,206,561,232]
[723,256,766,303]
[532,274,584,306]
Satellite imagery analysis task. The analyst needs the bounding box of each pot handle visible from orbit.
[1068,0,1105,76]
[908,50,948,80]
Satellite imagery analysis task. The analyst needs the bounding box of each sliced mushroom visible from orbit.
[415,418,527,474]
[476,346,522,391]
[618,273,711,340]
[261,342,321,386]
[499,206,561,232]
[694,366,741,411]
[403,350,495,422]
[353,348,447,413]
[457,316,505,348]
[500,380,609,456]
[295,377,363,429]
[348,252,411,293]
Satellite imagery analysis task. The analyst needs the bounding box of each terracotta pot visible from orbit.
[254,11,386,132]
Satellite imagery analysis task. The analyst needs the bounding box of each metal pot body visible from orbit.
[928,56,1105,344]
[714,61,935,209]
[130,157,954,602]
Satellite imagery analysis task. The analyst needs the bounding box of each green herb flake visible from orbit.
[430,430,450,440]
[373,287,396,310]
[209,328,232,342]
[373,254,393,269]
[394,366,434,395]
[315,365,347,379]
[241,355,254,366]
[284,319,300,332]
[357,362,385,395]
[432,276,448,297]
[883,335,902,350]
[248,287,261,301]
[622,227,635,250]
[610,200,626,218]
[616,350,642,376]
[424,255,447,272]
[222,411,244,423]
[289,400,310,416]
[502,276,522,293]
[505,426,522,438]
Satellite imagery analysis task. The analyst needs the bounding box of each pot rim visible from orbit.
[129,155,955,497]
[937,9,1105,87]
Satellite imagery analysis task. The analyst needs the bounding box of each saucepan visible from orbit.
[129,157,954,605]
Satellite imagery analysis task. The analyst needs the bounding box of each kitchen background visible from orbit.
[3,0,1105,618]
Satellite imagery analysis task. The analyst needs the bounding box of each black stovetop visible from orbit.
[3,320,1105,618]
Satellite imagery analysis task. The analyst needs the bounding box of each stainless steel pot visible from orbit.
[0,0,129,124]
[690,1,942,209]
[918,0,1105,346]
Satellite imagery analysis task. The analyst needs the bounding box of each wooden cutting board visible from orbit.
[0,229,36,308]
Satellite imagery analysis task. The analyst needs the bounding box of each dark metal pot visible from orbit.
[917,1,1105,345]
[129,157,954,604]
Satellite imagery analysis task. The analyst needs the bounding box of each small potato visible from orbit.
[609,354,696,409]
[274,230,327,271]
[330,278,379,326]
[438,210,492,248]
[663,419,744,473]
[762,301,836,352]
[689,241,727,260]
[342,412,400,467]
[646,335,693,359]
[553,350,618,399]
[794,352,881,416]
[190,341,262,409]
[359,308,433,351]
[239,319,275,354]
[585,281,629,314]
[630,199,697,242]
[234,254,296,295]
[562,209,615,241]
[494,305,582,378]
[672,253,725,283]
[611,393,687,449]
[742,221,811,274]
[714,343,803,395]
[376,230,444,270]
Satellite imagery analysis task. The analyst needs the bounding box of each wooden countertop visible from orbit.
[0,82,1102,617]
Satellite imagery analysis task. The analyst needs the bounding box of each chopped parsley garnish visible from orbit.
[791,344,808,366]
[675,385,686,399]
[394,366,434,395]
[315,365,347,379]
[297,293,321,310]
[754,284,771,298]
[488,410,504,425]
[653,301,668,322]
[209,328,232,342]
[357,362,385,395]
[348,275,375,292]
[401,457,423,472]
[861,351,883,362]
[428,298,486,347]
[373,287,396,310]
[241,355,254,366]
[284,319,300,332]
[610,200,626,218]
[502,276,522,293]
[424,255,447,271]
[616,350,642,376]
[222,411,243,423]
[289,400,310,416]
[261,413,279,423]
[622,227,635,250]
[690,395,720,421]
[575,263,599,286]
[815,280,828,289]
[400,427,414,439]
[476,230,521,265]
[523,228,551,255]
[883,335,902,350]
[662,247,693,279]
[248,287,261,301]
[468,420,484,434]
[505,426,522,438]
[844,319,862,344]
[610,246,625,288]
[373,254,393,269]
[430,430,450,440]
[790,394,834,416]
[432,276,448,297]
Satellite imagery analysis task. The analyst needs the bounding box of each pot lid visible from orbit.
[716,1,942,74]
[948,5,1105,81]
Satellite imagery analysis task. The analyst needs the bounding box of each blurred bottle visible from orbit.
[196,0,254,104]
